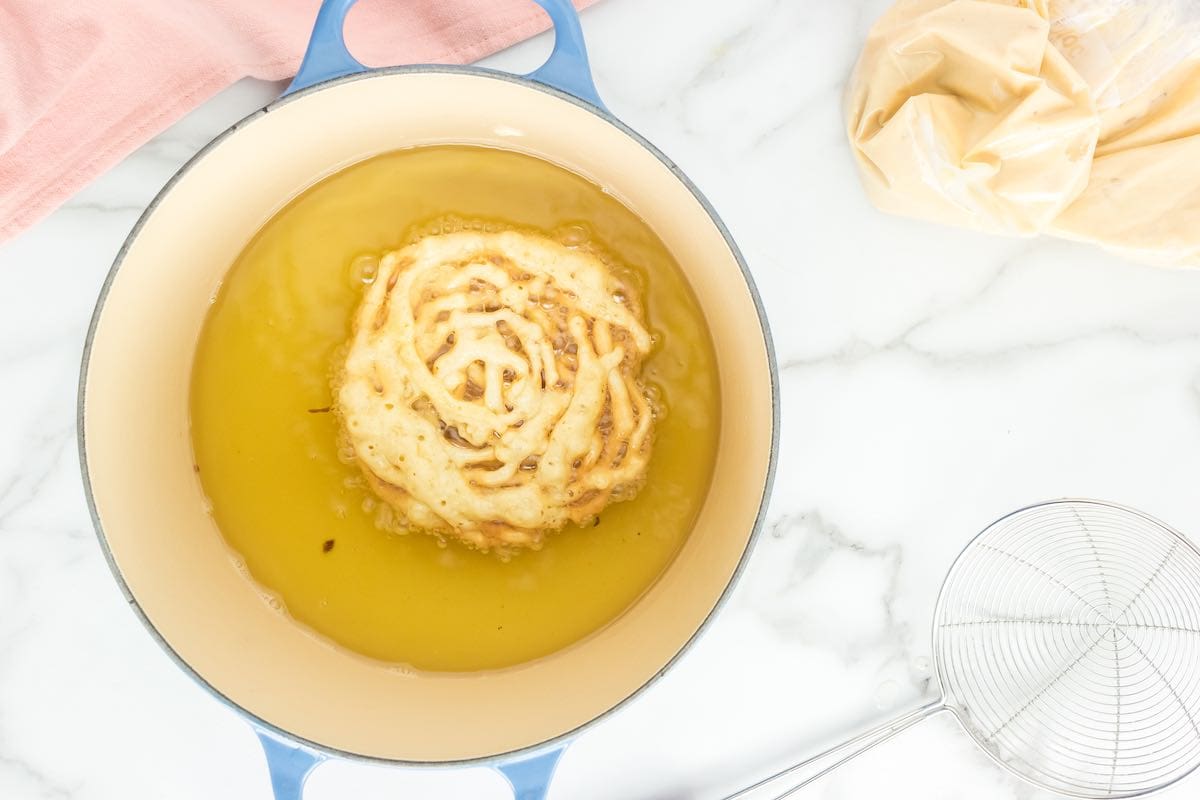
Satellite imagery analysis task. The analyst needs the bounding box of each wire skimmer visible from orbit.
[727,499,1200,799]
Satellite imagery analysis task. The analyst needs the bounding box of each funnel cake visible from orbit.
[337,229,656,551]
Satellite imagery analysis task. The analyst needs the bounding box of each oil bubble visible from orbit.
[556,224,589,247]
[350,254,379,286]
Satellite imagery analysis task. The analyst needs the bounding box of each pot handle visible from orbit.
[285,0,605,110]
[495,745,568,800]
[256,728,324,800]
[254,725,567,799]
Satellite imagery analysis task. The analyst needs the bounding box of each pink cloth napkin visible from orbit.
[0,0,596,243]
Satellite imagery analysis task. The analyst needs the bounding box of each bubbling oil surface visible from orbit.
[190,145,720,672]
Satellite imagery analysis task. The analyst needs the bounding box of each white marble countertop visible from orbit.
[3,0,1200,798]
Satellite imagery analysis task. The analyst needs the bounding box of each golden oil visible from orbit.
[190,146,719,672]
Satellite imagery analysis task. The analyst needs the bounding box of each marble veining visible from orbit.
[2,0,1200,797]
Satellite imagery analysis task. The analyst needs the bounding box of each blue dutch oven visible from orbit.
[79,1,779,797]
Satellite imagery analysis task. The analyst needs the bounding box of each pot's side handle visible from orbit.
[255,728,324,800]
[284,0,606,111]
[495,745,568,800]
[253,726,567,800]
[523,0,605,110]
[286,0,364,95]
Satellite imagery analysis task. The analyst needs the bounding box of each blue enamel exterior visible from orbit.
[286,0,365,92]
[256,727,325,799]
[285,0,606,111]
[522,0,605,109]
[496,746,567,800]
[256,726,564,800]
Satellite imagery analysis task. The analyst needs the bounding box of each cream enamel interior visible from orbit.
[81,71,774,762]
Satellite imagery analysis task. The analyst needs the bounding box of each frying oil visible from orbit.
[190,145,719,672]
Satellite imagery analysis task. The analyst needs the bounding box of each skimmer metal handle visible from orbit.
[724,700,945,800]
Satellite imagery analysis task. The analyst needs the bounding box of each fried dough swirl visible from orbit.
[337,230,655,551]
